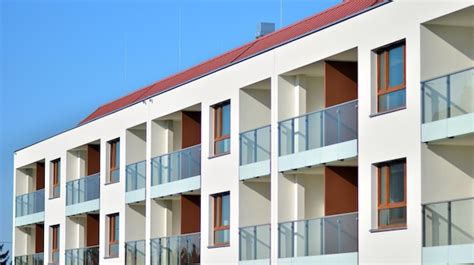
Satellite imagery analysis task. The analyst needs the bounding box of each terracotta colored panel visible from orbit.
[324,166,358,216]
[87,145,100,176]
[180,195,201,234]
[86,214,100,247]
[181,111,201,148]
[35,224,44,253]
[36,162,45,190]
[324,61,358,107]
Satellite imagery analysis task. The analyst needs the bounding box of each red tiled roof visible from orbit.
[80,0,386,125]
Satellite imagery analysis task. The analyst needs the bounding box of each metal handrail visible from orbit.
[278,211,358,225]
[66,173,100,185]
[278,99,358,123]
[151,144,201,160]
[240,124,271,135]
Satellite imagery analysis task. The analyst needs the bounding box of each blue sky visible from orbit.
[0,0,340,253]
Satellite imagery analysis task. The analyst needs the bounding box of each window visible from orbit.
[50,159,60,198]
[107,213,119,257]
[50,225,59,264]
[212,192,230,246]
[377,159,406,228]
[377,41,406,112]
[108,139,120,183]
[213,101,231,155]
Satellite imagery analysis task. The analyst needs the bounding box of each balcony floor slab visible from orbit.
[278,140,357,172]
[15,212,44,227]
[278,252,358,264]
[239,259,270,265]
[150,175,201,199]
[125,188,146,204]
[423,244,474,264]
[65,199,100,216]
[422,113,474,143]
[240,160,270,181]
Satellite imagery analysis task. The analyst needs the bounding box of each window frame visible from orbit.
[213,101,231,156]
[50,225,59,263]
[108,138,120,184]
[108,213,119,257]
[50,159,60,199]
[213,192,230,246]
[376,41,406,112]
[377,159,407,229]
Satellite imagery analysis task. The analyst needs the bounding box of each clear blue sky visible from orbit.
[0,0,340,253]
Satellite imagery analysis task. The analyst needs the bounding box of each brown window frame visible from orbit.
[108,139,120,183]
[213,101,230,155]
[51,159,60,198]
[377,159,407,229]
[107,213,119,257]
[213,192,230,246]
[376,41,406,112]
[50,225,59,263]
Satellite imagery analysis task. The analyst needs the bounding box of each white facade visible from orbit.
[12,1,474,265]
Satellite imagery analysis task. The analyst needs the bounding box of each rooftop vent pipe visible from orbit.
[256,22,275,39]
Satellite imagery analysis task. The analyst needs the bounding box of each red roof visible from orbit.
[80,0,386,125]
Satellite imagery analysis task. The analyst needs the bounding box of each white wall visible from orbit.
[125,204,146,242]
[126,127,146,165]
[239,88,271,132]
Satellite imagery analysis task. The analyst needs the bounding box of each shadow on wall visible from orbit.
[426,24,474,61]
[427,144,474,177]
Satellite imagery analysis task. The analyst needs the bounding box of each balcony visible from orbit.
[15,189,45,226]
[239,224,270,264]
[422,198,474,264]
[65,246,99,265]
[14,253,44,265]
[278,100,358,172]
[150,144,201,198]
[422,68,473,143]
[278,212,358,264]
[239,125,271,180]
[151,233,200,265]
[125,160,146,203]
[65,174,100,216]
[125,240,145,265]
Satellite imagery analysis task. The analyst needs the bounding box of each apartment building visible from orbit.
[12,0,473,264]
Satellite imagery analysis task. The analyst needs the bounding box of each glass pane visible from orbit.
[279,120,294,156]
[115,141,120,168]
[239,227,254,261]
[423,202,449,247]
[215,229,230,245]
[307,218,322,256]
[389,45,404,88]
[422,77,448,123]
[222,194,230,226]
[296,116,308,152]
[222,103,231,136]
[256,225,270,259]
[255,126,270,163]
[278,222,293,258]
[215,138,230,155]
[339,213,358,253]
[379,53,386,90]
[307,111,323,150]
[380,167,387,205]
[389,162,405,203]
[450,69,474,118]
[240,130,256,165]
[379,207,406,227]
[451,199,474,245]
[295,220,306,257]
[378,89,406,112]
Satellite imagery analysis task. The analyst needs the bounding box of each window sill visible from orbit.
[208,151,230,159]
[369,226,407,233]
[208,243,230,249]
[104,181,120,186]
[369,106,406,118]
[104,255,119,259]
[49,196,60,200]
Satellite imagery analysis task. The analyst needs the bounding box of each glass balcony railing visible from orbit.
[278,100,358,156]
[239,224,270,261]
[151,145,201,186]
[125,240,146,265]
[240,125,271,166]
[151,233,200,265]
[15,189,45,217]
[423,197,474,247]
[422,68,473,123]
[278,212,358,258]
[66,174,100,206]
[65,246,99,265]
[126,160,146,192]
[14,253,44,265]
